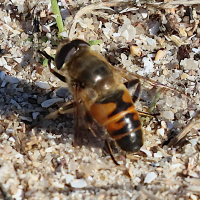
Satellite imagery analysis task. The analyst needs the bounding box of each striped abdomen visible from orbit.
[89,87,143,152]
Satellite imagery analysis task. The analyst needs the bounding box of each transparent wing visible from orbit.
[112,66,198,146]
[72,84,106,150]
[113,66,196,115]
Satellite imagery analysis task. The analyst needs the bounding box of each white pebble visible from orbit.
[192,48,200,53]
[188,171,199,178]
[41,98,63,108]
[59,31,68,37]
[180,58,198,70]
[144,172,157,183]
[142,57,154,73]
[140,8,148,18]
[45,147,54,152]
[157,128,164,137]
[14,57,22,63]
[12,188,23,199]
[53,197,60,200]
[6,128,14,134]
[4,65,11,71]
[9,137,15,142]
[140,148,152,157]
[189,139,197,146]
[42,25,51,33]
[36,81,51,89]
[161,111,174,120]
[147,38,154,45]
[170,163,182,170]
[0,57,7,66]
[4,16,11,23]
[161,121,167,129]
[121,30,129,41]
[189,110,195,118]
[146,125,151,131]
[113,32,121,37]
[154,152,163,158]
[70,179,87,188]
[65,174,74,184]
[190,194,198,200]
[88,176,93,181]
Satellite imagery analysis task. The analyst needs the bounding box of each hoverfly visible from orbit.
[38,39,193,165]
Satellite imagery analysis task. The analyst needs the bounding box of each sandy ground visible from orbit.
[0,0,200,199]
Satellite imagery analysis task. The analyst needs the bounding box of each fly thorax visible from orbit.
[74,56,115,90]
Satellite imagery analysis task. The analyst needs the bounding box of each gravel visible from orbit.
[1,0,200,199]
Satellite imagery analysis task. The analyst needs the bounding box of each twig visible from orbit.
[168,111,200,146]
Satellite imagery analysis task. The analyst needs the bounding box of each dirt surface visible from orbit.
[0,0,200,199]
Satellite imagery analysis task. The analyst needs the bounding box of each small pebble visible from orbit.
[130,45,142,56]
[36,81,51,89]
[32,112,40,120]
[4,65,11,71]
[140,8,148,18]
[1,80,7,87]
[70,179,87,188]
[189,139,197,146]
[144,172,157,183]
[19,116,32,122]
[154,152,163,158]
[41,98,64,108]
[0,71,6,80]
[140,148,152,157]
[65,174,74,184]
[162,111,174,120]
[161,121,167,129]
[157,128,164,137]
[142,57,154,73]
[181,73,188,80]
[0,57,7,66]
[147,38,154,45]
[155,50,166,61]
[6,128,14,134]
[192,48,200,53]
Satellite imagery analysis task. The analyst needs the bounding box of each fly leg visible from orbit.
[31,101,77,129]
[84,111,120,165]
[29,50,74,128]
[38,50,67,83]
[124,79,160,117]
[104,140,120,165]
[168,111,200,147]
[45,101,77,120]
[137,110,160,117]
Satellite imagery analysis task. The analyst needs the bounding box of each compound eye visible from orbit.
[55,39,90,70]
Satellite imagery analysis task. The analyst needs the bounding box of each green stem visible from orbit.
[51,0,64,35]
